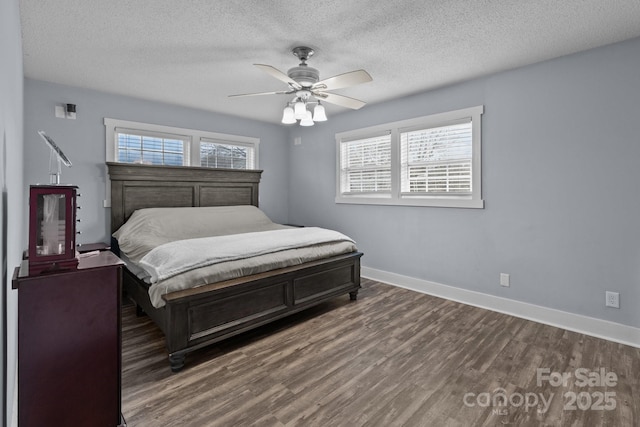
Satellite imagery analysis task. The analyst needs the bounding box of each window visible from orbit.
[336,106,483,208]
[200,139,255,169]
[400,121,472,194]
[339,133,391,195]
[104,118,259,169]
[116,129,187,166]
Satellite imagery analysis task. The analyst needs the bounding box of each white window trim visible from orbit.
[103,118,260,207]
[335,106,484,209]
[105,118,259,166]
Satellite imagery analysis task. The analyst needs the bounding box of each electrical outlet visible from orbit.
[605,291,620,308]
[500,273,510,287]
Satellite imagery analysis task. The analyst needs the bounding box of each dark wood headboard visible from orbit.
[107,162,262,232]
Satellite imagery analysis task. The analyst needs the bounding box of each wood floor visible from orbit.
[121,279,639,426]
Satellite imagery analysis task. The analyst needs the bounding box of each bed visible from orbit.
[107,162,363,372]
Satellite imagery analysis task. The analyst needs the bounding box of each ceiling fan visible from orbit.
[229,46,372,125]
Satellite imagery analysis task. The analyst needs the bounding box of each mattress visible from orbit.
[113,206,357,308]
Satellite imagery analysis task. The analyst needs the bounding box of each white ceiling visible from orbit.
[19,0,640,124]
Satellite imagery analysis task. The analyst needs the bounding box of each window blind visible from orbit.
[200,138,255,169]
[340,133,391,194]
[400,121,472,194]
[115,127,188,166]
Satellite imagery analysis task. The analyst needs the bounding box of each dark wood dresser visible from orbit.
[12,251,126,427]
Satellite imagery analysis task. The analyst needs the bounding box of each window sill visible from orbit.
[335,196,484,209]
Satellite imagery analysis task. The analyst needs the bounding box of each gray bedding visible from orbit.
[113,206,357,308]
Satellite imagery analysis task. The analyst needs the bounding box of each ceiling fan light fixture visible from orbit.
[229,46,372,127]
[294,100,307,119]
[313,102,327,122]
[281,105,296,124]
[300,110,314,126]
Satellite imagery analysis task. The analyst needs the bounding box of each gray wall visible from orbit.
[287,37,640,329]
[23,80,290,244]
[1,0,24,423]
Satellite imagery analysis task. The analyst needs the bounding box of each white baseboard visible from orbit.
[361,266,640,349]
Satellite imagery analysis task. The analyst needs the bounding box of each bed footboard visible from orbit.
[125,252,362,372]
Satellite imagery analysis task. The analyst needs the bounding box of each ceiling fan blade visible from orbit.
[313,92,367,110]
[228,90,292,98]
[254,64,301,89]
[312,69,372,91]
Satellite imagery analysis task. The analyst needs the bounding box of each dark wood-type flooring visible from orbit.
[122,279,640,426]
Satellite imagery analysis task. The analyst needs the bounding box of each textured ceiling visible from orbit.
[19,0,640,124]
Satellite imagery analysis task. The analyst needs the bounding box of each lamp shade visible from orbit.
[300,110,314,126]
[294,101,307,120]
[313,102,327,122]
[281,106,296,124]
